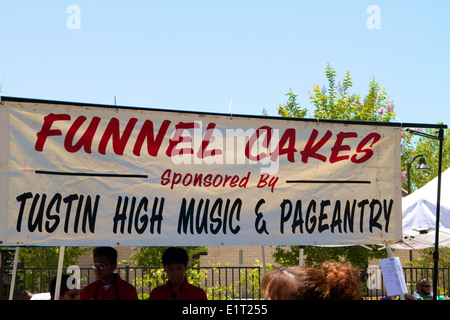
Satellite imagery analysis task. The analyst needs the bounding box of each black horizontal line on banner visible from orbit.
[286,180,371,184]
[35,170,148,179]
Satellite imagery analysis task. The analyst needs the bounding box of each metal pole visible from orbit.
[261,246,266,277]
[407,162,412,264]
[8,247,19,300]
[299,246,305,266]
[407,155,426,263]
[407,154,427,195]
[432,128,444,300]
[407,163,411,195]
[54,246,65,300]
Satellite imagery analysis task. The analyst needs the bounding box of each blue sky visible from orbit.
[1,0,449,126]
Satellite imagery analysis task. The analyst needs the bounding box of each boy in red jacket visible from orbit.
[79,247,138,300]
[149,247,207,300]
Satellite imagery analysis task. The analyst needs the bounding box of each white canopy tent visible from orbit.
[391,168,450,250]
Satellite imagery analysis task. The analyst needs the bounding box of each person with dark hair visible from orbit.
[17,290,33,300]
[149,247,207,300]
[412,278,449,300]
[413,279,434,300]
[262,262,363,300]
[79,246,138,300]
[50,274,79,300]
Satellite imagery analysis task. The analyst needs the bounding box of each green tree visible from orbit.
[274,63,397,268]
[404,248,450,269]
[16,246,90,292]
[278,63,396,123]
[401,127,450,192]
[273,245,386,269]
[278,89,308,119]
[18,246,90,268]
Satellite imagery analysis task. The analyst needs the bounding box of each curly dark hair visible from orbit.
[320,261,362,300]
[262,262,362,300]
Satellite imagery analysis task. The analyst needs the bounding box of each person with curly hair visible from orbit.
[262,261,362,300]
[320,261,362,300]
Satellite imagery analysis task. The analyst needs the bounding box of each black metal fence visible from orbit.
[1,265,450,300]
[365,266,450,299]
[0,265,266,300]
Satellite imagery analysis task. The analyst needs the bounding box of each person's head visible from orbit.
[262,266,326,300]
[162,247,189,286]
[320,261,362,300]
[262,262,362,300]
[162,247,189,266]
[18,290,33,300]
[92,246,118,283]
[50,274,78,300]
[417,279,431,296]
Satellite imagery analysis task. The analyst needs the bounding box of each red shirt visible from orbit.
[79,274,138,300]
[149,279,207,300]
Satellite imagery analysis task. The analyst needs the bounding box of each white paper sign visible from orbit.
[379,257,408,296]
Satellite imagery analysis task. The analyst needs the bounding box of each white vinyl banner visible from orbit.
[0,99,402,246]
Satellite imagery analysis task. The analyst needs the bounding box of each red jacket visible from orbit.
[149,279,207,300]
[79,274,138,300]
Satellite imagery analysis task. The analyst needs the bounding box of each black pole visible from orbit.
[432,128,444,300]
